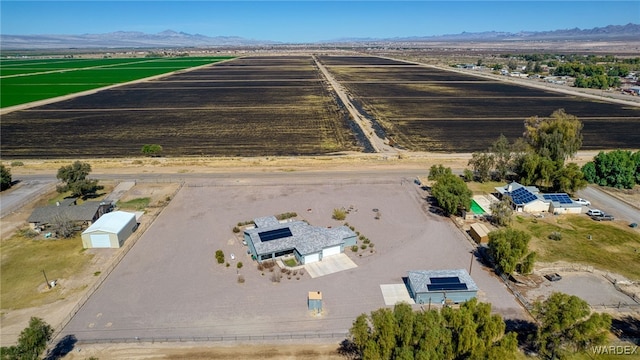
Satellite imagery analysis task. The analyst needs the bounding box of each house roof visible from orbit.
[408,269,478,294]
[496,182,581,209]
[28,201,104,224]
[245,217,356,256]
[82,211,136,235]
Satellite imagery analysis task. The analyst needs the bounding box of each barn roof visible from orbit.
[82,211,136,234]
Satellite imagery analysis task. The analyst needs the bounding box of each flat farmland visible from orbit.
[319,55,640,152]
[1,56,359,158]
[0,57,232,108]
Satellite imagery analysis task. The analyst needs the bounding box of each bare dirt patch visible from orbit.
[0,182,179,347]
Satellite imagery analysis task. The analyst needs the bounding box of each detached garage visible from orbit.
[82,211,137,249]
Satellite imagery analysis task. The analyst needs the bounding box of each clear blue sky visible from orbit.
[1,1,638,43]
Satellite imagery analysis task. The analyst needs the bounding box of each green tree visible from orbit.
[489,195,513,227]
[431,171,472,216]
[488,228,533,275]
[583,150,636,189]
[533,292,611,359]
[141,144,163,157]
[468,152,494,182]
[348,300,518,360]
[1,317,53,360]
[553,162,587,193]
[56,161,103,198]
[1,164,12,191]
[428,164,452,181]
[524,109,583,164]
[491,134,514,181]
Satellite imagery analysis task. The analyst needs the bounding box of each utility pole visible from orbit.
[42,269,51,289]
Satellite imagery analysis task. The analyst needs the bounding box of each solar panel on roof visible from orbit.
[509,187,537,204]
[543,194,573,204]
[430,277,461,284]
[427,283,469,291]
[258,227,293,242]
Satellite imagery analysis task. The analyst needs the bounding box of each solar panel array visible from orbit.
[542,194,573,204]
[508,187,538,204]
[427,276,469,291]
[258,227,293,242]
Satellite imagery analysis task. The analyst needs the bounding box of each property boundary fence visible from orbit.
[48,181,185,345]
[75,332,350,345]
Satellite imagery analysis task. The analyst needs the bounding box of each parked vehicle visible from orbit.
[574,198,591,206]
[586,209,603,216]
[591,214,614,221]
[545,273,562,282]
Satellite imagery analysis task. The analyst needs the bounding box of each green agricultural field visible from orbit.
[0,56,233,108]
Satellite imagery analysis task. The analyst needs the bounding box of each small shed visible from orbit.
[81,211,137,248]
[308,291,322,313]
[469,223,490,244]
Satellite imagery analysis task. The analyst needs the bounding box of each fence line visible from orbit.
[75,332,349,345]
[48,181,185,346]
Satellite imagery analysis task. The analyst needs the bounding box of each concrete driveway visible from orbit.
[306,254,357,278]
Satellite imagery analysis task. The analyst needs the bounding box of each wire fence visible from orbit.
[48,181,185,345]
[74,332,349,345]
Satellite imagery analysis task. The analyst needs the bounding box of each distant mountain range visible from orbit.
[2,24,639,50]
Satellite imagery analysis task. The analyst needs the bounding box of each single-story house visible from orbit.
[469,223,490,244]
[407,269,478,305]
[244,216,357,264]
[494,182,581,214]
[28,199,112,231]
[81,211,137,248]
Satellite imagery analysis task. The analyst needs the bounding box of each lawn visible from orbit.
[0,231,93,310]
[512,214,640,280]
[117,197,150,211]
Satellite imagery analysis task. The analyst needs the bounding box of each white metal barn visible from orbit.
[81,211,137,249]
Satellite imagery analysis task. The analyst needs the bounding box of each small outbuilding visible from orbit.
[469,223,490,244]
[81,211,137,248]
[308,291,323,313]
[407,269,478,305]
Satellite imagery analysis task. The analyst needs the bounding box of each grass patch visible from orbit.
[1,233,93,310]
[117,197,150,210]
[466,180,503,195]
[512,215,640,279]
[283,258,297,267]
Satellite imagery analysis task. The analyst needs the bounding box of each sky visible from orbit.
[1,1,639,43]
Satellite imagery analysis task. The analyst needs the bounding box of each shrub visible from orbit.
[237,275,245,284]
[132,159,143,165]
[257,263,264,271]
[271,272,281,283]
[226,262,230,267]
[237,262,243,269]
[17,227,38,238]
[232,226,240,233]
[10,161,24,166]
[361,244,367,250]
[369,243,374,248]
[549,231,563,241]
[332,208,347,220]
[351,245,358,252]
[215,250,225,264]
[275,212,297,220]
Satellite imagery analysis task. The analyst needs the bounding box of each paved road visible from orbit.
[576,185,640,224]
[0,179,54,218]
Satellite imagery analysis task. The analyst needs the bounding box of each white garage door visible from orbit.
[322,245,341,258]
[90,234,112,248]
[304,253,320,264]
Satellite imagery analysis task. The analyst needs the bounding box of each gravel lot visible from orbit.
[61,173,528,342]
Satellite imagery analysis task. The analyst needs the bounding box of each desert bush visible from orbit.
[351,245,358,252]
[132,159,143,165]
[237,275,245,284]
[232,226,240,233]
[271,272,281,283]
[275,212,297,220]
[332,208,347,220]
[257,263,264,271]
[226,262,230,267]
[17,227,38,238]
[237,262,243,269]
[215,250,225,264]
[369,243,374,248]
[10,161,24,166]
[299,269,304,276]
[361,244,367,250]
[548,231,563,241]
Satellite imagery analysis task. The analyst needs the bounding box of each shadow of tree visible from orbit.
[611,315,640,345]
[504,318,538,352]
[337,338,359,359]
[45,334,77,360]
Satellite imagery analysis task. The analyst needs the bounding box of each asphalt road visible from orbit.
[576,185,640,225]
